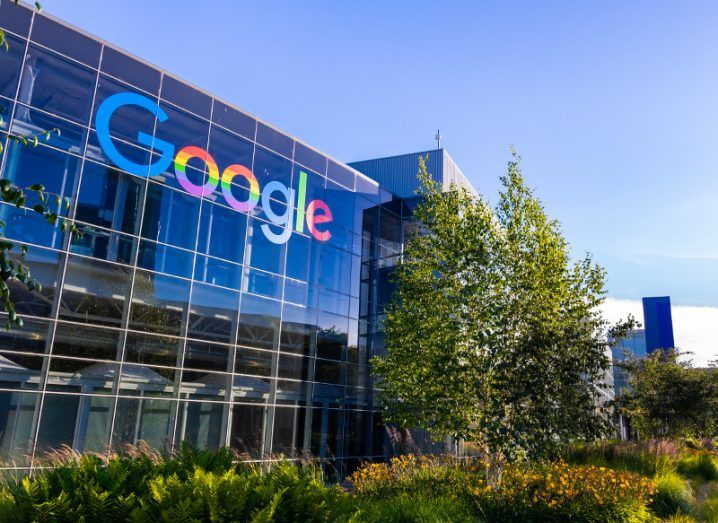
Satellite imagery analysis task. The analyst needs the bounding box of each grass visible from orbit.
[651,470,694,518]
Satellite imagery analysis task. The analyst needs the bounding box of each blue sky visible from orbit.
[46,1,718,310]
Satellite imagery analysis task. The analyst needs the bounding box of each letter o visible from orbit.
[221,164,260,212]
[174,146,220,197]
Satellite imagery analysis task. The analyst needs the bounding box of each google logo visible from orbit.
[95,92,333,245]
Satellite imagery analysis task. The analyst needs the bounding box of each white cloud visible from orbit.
[600,297,718,367]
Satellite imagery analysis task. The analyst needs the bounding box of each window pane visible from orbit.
[317,312,348,361]
[311,407,342,458]
[280,304,317,357]
[101,47,161,95]
[0,34,26,99]
[12,105,87,154]
[232,376,271,404]
[18,45,95,123]
[6,245,62,317]
[141,183,200,250]
[0,317,51,355]
[160,76,211,119]
[188,283,238,344]
[59,255,132,327]
[243,268,282,300]
[0,352,45,390]
[198,201,246,264]
[46,357,116,395]
[118,364,176,397]
[52,322,120,361]
[256,123,292,158]
[91,75,157,146]
[234,347,272,377]
[277,354,309,381]
[70,225,136,266]
[245,217,285,274]
[1,141,81,209]
[272,406,305,457]
[76,161,146,234]
[176,401,225,450]
[129,270,190,336]
[253,147,292,189]
[211,101,255,140]
[0,391,38,466]
[30,16,101,67]
[183,340,230,373]
[206,125,253,177]
[230,404,265,459]
[237,294,280,351]
[112,397,174,449]
[180,370,229,402]
[137,240,193,279]
[124,332,182,368]
[193,255,242,289]
[36,393,80,456]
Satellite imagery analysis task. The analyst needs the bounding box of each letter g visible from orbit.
[95,92,174,178]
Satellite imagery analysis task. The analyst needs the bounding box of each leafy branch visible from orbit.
[0,0,81,330]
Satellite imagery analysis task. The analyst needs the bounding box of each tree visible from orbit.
[0,0,79,329]
[618,349,718,439]
[373,152,626,479]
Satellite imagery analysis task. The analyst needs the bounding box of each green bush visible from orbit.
[677,451,718,481]
[0,450,354,523]
[355,494,475,523]
[649,470,693,518]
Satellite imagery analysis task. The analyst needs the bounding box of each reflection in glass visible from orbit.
[280,304,317,357]
[118,364,176,397]
[123,332,183,369]
[234,347,272,377]
[0,390,38,466]
[230,404,265,459]
[188,283,238,344]
[272,406,305,456]
[76,161,145,235]
[18,45,95,123]
[1,140,80,211]
[237,294,280,351]
[137,240,193,279]
[180,370,229,402]
[5,245,61,317]
[129,270,190,336]
[176,400,225,450]
[53,322,120,360]
[11,105,86,154]
[0,352,45,390]
[198,201,246,264]
[46,357,116,395]
[60,256,132,327]
[311,407,342,458]
[0,317,51,355]
[141,183,199,250]
[112,397,174,450]
[183,340,230,373]
[71,225,136,266]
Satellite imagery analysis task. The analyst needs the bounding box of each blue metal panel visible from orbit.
[642,296,675,352]
[348,150,444,198]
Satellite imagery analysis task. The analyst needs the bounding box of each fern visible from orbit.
[250,487,286,523]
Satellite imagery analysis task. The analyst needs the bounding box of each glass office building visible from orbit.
[0,4,420,474]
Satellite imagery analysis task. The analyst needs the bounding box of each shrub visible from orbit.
[348,456,656,522]
[0,451,353,523]
[677,451,718,481]
[469,462,655,522]
[700,497,718,523]
[347,454,480,499]
[355,494,475,523]
[650,470,693,518]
